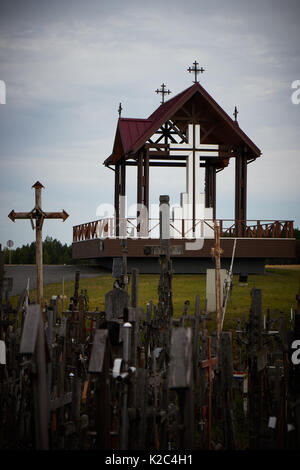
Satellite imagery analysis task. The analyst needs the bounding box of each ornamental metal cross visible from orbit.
[8,181,69,306]
[118,102,123,117]
[187,60,205,83]
[155,83,171,104]
[233,106,239,121]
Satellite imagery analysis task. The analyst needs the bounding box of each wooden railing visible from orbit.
[73,218,294,242]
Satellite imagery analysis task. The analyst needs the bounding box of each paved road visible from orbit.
[3,265,109,296]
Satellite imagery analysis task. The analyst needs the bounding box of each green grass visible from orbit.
[9,266,300,332]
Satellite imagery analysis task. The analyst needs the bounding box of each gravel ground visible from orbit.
[3,265,108,296]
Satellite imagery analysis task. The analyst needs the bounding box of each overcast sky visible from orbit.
[0,0,299,248]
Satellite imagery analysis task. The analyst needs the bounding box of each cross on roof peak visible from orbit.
[233,106,239,121]
[155,83,171,104]
[187,60,205,83]
[118,102,123,117]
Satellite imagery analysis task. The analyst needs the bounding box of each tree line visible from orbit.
[3,236,73,265]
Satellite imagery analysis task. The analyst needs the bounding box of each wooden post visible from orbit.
[201,336,217,449]
[115,164,120,237]
[235,149,247,236]
[131,268,139,308]
[212,220,223,340]
[205,165,216,219]
[20,304,50,449]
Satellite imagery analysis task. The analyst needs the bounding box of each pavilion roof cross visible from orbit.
[233,106,239,121]
[118,102,123,117]
[187,60,205,83]
[155,83,171,104]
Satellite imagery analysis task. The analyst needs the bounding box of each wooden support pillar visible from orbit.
[137,150,149,235]
[120,160,126,237]
[115,163,120,236]
[205,165,216,219]
[137,152,143,207]
[143,150,149,212]
[235,149,247,236]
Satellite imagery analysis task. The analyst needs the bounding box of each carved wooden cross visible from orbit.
[187,60,205,83]
[155,83,171,104]
[8,181,69,306]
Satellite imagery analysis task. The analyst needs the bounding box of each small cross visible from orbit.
[233,106,238,121]
[118,102,122,117]
[155,83,171,104]
[187,60,205,83]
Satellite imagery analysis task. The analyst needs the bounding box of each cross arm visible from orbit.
[44,210,69,221]
[8,210,32,222]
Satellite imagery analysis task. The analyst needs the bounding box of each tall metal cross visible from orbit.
[155,83,171,104]
[187,60,205,83]
[8,181,69,306]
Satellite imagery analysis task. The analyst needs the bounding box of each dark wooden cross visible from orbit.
[8,181,69,306]
[201,336,217,449]
[187,60,205,83]
[155,83,171,104]
[233,106,239,121]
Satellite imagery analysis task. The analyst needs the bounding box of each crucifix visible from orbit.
[187,60,205,83]
[8,181,69,306]
[155,83,171,104]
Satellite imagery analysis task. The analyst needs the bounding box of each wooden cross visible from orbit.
[8,181,69,306]
[187,60,205,83]
[201,336,217,449]
[155,83,171,104]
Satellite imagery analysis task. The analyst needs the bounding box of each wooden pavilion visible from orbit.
[72,64,295,273]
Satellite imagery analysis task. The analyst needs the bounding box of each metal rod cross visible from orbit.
[8,181,69,306]
[155,83,171,104]
[187,60,205,83]
[233,106,239,121]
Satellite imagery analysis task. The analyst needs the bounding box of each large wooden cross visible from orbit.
[8,181,69,306]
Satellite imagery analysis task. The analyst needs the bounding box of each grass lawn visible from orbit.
[9,265,300,332]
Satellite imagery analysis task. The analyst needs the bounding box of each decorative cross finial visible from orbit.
[233,106,238,121]
[187,60,205,83]
[118,102,122,117]
[155,83,171,104]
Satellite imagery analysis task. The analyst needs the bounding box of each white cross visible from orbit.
[169,124,217,239]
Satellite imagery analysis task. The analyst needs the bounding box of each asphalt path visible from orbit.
[3,265,108,297]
